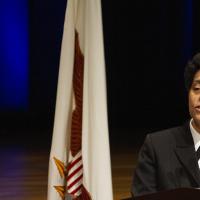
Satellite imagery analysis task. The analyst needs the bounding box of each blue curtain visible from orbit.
[0,0,28,110]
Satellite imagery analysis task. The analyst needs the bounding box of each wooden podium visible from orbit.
[122,188,200,200]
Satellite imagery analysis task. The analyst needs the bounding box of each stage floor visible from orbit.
[0,143,138,200]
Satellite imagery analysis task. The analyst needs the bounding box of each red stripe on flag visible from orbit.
[70,184,82,195]
[67,156,82,171]
[67,165,83,181]
[67,174,83,189]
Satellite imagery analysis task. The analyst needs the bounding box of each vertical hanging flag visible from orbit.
[47,0,113,199]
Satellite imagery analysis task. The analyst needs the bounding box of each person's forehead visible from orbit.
[193,70,200,82]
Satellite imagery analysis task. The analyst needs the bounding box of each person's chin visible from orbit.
[193,116,200,127]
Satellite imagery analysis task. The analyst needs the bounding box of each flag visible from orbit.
[47,0,113,199]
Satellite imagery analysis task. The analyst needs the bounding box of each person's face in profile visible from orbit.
[189,70,200,131]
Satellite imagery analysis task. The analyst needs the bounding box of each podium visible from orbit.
[122,188,200,200]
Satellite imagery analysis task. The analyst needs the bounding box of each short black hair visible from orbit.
[184,53,200,91]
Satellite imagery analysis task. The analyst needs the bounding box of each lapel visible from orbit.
[174,122,200,186]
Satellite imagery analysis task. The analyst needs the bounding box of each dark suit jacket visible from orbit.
[132,122,200,197]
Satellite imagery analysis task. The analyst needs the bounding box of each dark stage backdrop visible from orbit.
[1,0,200,146]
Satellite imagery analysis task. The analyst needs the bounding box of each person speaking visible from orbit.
[132,53,200,197]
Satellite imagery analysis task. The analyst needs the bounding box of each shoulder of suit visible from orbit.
[147,125,183,145]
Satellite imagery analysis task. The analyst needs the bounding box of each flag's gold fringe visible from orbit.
[53,157,65,178]
[54,186,65,200]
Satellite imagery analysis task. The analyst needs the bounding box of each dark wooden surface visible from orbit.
[0,143,138,200]
[134,188,200,200]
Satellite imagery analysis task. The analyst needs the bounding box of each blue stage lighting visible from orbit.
[0,0,28,110]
